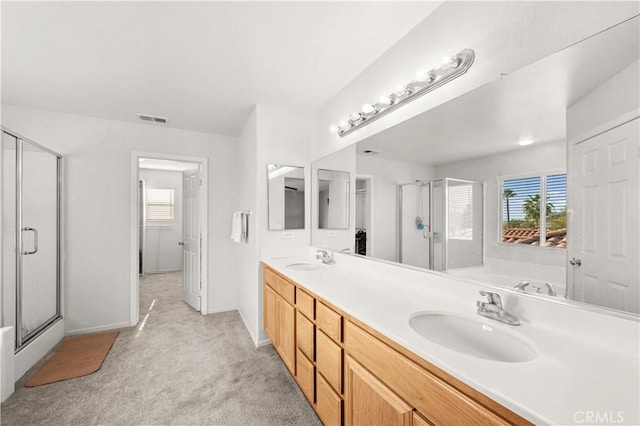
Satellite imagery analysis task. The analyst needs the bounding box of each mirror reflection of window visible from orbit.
[500,174,566,248]
[318,169,350,230]
[267,165,305,230]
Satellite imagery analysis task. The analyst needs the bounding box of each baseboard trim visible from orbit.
[237,309,260,348]
[257,338,272,348]
[65,322,131,336]
[207,306,237,315]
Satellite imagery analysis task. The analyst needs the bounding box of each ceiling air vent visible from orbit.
[137,113,168,124]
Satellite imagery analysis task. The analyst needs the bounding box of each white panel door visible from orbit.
[570,118,639,313]
[182,169,201,311]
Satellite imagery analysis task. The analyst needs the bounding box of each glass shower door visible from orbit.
[18,140,60,347]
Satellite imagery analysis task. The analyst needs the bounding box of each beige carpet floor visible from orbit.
[1,272,321,425]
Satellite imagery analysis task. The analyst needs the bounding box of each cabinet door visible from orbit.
[277,296,296,375]
[264,284,278,344]
[317,372,343,426]
[345,356,412,426]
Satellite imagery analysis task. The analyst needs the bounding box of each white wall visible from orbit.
[434,141,567,272]
[312,2,639,161]
[234,104,313,346]
[256,105,312,345]
[1,104,238,333]
[567,60,640,140]
[233,107,260,345]
[356,155,434,262]
[139,169,183,273]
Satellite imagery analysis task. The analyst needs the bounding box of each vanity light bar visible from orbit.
[331,48,475,137]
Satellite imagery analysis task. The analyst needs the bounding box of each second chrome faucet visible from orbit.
[477,290,520,326]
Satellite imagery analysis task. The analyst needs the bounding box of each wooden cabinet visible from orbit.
[344,319,528,426]
[316,330,343,394]
[297,348,315,404]
[317,302,342,342]
[277,297,295,374]
[412,412,434,426]
[297,288,315,320]
[345,356,413,426]
[262,263,529,426]
[263,267,295,375]
[296,311,315,361]
[317,371,343,426]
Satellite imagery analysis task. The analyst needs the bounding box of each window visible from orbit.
[501,173,566,248]
[146,188,175,221]
[448,183,474,241]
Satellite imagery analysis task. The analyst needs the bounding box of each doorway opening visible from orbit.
[355,176,373,256]
[130,152,209,326]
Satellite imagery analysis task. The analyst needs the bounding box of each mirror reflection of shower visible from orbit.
[399,178,483,272]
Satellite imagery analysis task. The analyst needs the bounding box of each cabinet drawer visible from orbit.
[317,372,342,426]
[296,310,315,361]
[317,302,342,343]
[296,348,315,404]
[345,321,509,426]
[316,330,342,394]
[296,288,315,320]
[413,411,435,426]
[264,266,295,305]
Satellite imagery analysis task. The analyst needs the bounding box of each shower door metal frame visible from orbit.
[2,127,63,352]
[398,178,484,272]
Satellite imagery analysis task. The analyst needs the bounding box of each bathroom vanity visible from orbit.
[262,250,640,425]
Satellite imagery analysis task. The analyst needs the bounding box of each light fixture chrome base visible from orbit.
[335,48,475,137]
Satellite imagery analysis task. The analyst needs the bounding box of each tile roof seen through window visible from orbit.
[502,228,566,248]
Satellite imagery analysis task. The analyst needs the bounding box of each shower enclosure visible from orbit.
[399,178,483,271]
[2,128,62,352]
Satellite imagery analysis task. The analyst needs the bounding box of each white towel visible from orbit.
[231,211,243,243]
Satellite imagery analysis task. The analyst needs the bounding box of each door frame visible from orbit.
[129,151,209,325]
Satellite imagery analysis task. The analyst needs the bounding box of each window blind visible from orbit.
[146,188,174,221]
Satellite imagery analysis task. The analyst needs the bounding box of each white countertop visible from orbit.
[262,249,640,425]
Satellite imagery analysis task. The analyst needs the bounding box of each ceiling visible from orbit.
[1,1,440,136]
[357,16,639,166]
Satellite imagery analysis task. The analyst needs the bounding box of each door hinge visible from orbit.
[200,179,203,186]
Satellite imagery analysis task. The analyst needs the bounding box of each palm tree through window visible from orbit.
[501,174,567,248]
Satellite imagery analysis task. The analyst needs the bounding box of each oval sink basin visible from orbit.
[286,262,326,271]
[409,312,537,363]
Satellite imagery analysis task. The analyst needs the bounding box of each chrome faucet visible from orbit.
[316,249,335,265]
[477,290,520,326]
[513,281,530,292]
[543,282,557,297]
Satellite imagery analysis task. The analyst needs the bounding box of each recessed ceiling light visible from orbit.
[518,139,534,146]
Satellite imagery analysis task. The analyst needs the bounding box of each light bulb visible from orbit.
[362,103,376,114]
[338,121,350,132]
[379,95,393,106]
[329,124,339,134]
[440,55,461,70]
[395,83,408,95]
[349,112,363,123]
[518,139,534,146]
[415,69,429,82]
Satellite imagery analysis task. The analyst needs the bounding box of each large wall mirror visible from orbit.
[311,16,639,315]
[267,164,305,230]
